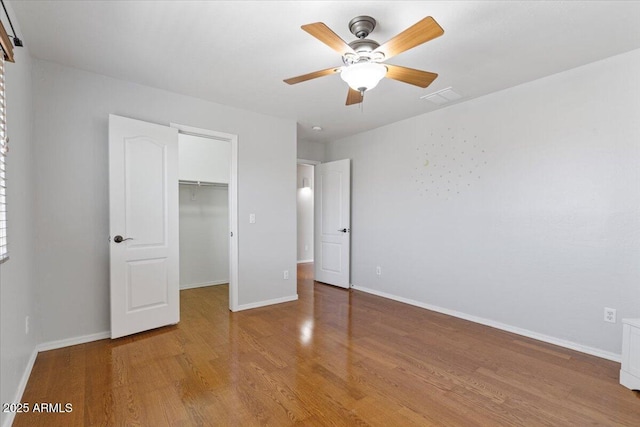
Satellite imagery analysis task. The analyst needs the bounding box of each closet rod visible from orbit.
[179,180,228,187]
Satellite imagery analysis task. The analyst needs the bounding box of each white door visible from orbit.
[314,159,351,288]
[109,114,179,338]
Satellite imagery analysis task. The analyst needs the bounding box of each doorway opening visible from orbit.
[297,159,320,268]
[172,123,239,311]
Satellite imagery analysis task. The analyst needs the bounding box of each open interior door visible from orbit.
[109,114,179,338]
[314,159,351,288]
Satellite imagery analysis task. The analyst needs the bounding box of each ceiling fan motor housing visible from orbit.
[344,38,383,65]
[349,38,380,53]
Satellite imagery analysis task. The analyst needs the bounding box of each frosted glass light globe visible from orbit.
[340,62,387,92]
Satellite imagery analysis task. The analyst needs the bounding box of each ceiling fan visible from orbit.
[284,15,444,105]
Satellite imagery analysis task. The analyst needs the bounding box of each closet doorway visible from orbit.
[172,123,239,311]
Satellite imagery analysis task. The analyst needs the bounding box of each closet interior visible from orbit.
[178,132,231,290]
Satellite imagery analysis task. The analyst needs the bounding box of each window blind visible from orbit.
[0,53,7,262]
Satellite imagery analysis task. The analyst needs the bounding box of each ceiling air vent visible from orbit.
[420,87,462,105]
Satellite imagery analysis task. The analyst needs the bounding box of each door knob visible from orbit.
[338,228,350,233]
[113,235,133,243]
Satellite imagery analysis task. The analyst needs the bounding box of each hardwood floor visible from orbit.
[14,263,640,426]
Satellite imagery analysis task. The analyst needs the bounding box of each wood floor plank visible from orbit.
[13,263,640,426]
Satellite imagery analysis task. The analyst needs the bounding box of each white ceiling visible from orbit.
[11,1,640,143]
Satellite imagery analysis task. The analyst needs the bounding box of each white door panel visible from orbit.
[321,243,342,273]
[127,258,168,311]
[315,159,351,288]
[109,114,179,338]
[125,137,167,246]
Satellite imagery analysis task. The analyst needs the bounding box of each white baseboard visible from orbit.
[37,331,111,352]
[297,259,313,264]
[180,280,228,290]
[2,347,38,427]
[352,285,621,363]
[235,294,298,311]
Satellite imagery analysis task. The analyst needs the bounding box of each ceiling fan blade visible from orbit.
[346,88,363,105]
[385,64,438,88]
[373,16,444,60]
[284,67,341,85]
[302,22,357,56]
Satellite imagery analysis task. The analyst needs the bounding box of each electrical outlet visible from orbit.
[249,213,256,224]
[376,266,382,276]
[604,307,616,323]
[25,316,30,335]
[283,270,289,280]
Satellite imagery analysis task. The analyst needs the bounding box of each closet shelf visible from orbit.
[179,180,228,187]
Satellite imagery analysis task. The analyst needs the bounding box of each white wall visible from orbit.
[0,4,40,426]
[32,59,297,343]
[297,138,325,162]
[326,49,640,357]
[179,184,229,288]
[179,133,230,184]
[297,164,314,262]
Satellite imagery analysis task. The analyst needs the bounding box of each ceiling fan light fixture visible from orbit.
[340,62,387,92]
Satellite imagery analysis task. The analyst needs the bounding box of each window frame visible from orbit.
[0,18,12,263]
